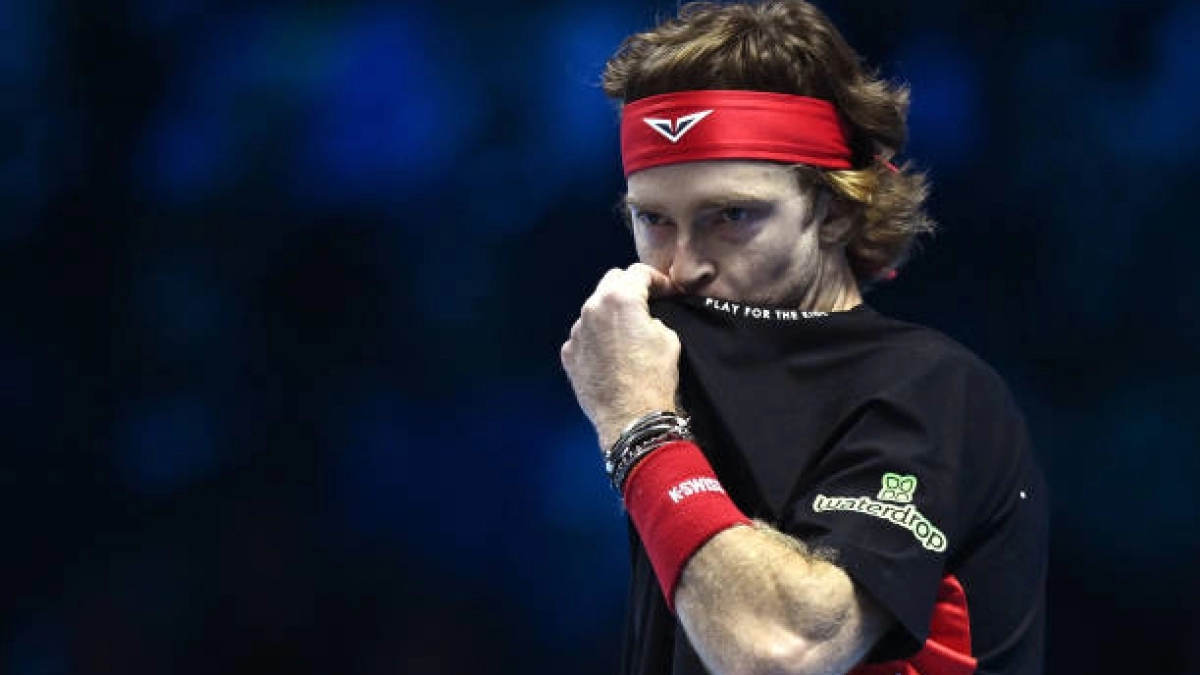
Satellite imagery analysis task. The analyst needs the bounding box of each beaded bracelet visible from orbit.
[603,410,693,492]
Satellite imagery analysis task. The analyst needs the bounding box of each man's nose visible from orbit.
[668,237,715,294]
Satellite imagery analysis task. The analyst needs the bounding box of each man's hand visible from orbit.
[561,263,682,451]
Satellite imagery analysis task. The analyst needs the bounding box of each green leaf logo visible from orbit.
[878,473,918,503]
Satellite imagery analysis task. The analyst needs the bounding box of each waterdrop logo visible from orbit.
[877,473,918,503]
[813,473,947,552]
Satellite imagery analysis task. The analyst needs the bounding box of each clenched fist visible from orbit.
[561,263,683,451]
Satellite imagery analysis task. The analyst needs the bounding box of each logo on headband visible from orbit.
[643,110,713,143]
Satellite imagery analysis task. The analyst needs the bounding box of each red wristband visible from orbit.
[622,440,752,612]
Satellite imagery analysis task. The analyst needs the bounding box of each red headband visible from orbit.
[619,90,852,177]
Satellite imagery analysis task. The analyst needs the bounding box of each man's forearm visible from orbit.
[673,521,889,675]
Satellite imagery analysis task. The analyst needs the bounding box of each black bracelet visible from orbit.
[604,411,680,475]
[604,411,693,492]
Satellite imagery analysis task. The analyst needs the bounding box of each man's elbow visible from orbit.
[738,633,853,675]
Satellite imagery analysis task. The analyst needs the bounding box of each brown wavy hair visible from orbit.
[603,0,934,284]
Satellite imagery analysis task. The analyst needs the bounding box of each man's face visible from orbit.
[625,160,828,307]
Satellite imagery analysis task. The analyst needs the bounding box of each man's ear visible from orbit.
[817,188,856,248]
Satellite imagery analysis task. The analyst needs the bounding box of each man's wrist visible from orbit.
[621,439,752,611]
[603,410,692,492]
[597,405,680,451]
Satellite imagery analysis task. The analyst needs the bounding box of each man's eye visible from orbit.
[633,210,665,227]
[720,207,749,223]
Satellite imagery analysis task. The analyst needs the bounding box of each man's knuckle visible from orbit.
[598,290,624,307]
[599,268,624,285]
[586,288,628,312]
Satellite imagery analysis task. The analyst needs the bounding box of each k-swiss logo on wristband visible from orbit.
[643,110,713,143]
[667,476,726,503]
[813,474,947,552]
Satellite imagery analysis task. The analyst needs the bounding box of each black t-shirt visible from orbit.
[621,296,1048,675]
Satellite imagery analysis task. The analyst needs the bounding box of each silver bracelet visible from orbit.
[604,411,693,492]
[603,411,680,474]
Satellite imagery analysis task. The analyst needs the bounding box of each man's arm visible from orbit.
[674,522,892,675]
[561,264,892,675]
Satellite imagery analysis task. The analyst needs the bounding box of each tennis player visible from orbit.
[561,2,1048,674]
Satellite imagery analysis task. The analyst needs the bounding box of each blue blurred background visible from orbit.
[3,0,1198,673]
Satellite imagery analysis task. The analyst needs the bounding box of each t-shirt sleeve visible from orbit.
[777,352,978,660]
